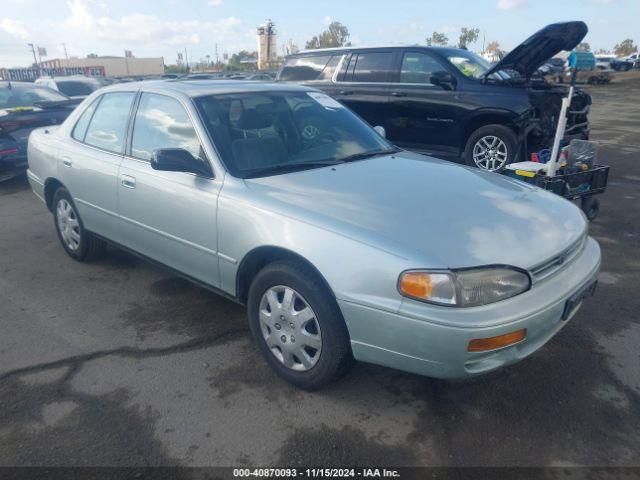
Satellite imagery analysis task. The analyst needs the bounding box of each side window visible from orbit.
[317,55,341,80]
[350,52,395,82]
[72,96,100,142]
[278,55,333,81]
[400,52,447,84]
[84,92,135,153]
[131,93,204,162]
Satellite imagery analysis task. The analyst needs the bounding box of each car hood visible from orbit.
[484,21,588,79]
[245,152,587,270]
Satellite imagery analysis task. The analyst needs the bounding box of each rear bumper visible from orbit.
[341,237,601,379]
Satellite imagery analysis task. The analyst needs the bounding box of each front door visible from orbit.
[386,50,462,155]
[117,92,222,287]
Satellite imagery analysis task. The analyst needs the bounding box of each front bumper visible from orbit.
[340,237,601,379]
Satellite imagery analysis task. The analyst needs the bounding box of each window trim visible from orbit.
[333,49,400,84]
[69,91,138,156]
[125,91,215,179]
[71,95,103,143]
[395,49,452,87]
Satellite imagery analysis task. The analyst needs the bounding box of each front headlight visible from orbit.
[398,267,531,307]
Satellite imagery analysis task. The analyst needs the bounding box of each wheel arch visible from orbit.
[235,245,335,305]
[43,177,67,212]
[462,110,521,154]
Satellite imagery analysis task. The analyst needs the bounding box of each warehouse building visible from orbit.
[39,56,165,78]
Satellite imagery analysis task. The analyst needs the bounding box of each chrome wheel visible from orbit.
[259,285,322,372]
[56,198,81,251]
[472,135,509,171]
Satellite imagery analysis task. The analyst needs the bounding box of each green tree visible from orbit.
[575,42,591,52]
[458,27,479,50]
[426,31,448,47]
[306,21,351,49]
[614,38,638,57]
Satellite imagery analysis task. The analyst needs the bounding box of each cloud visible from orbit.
[497,0,528,10]
[208,0,222,5]
[323,16,333,26]
[62,0,241,48]
[0,18,28,39]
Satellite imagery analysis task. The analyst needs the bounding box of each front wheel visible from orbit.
[464,124,518,172]
[247,261,353,390]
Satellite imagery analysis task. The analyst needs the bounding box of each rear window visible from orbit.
[279,55,334,81]
[56,81,98,97]
[0,85,68,109]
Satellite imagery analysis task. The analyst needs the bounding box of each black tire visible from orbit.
[52,187,107,262]
[247,260,353,390]
[464,124,519,172]
[581,196,600,221]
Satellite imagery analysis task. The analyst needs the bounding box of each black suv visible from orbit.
[278,22,591,171]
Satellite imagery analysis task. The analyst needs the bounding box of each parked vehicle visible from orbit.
[35,75,103,99]
[1,81,78,182]
[278,22,592,172]
[595,55,633,72]
[27,80,600,389]
[247,73,274,81]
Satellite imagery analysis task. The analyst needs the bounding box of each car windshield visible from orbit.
[56,80,99,97]
[195,90,394,178]
[445,51,511,80]
[0,84,69,109]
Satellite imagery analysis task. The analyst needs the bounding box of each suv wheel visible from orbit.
[247,260,353,390]
[53,187,107,261]
[464,124,518,172]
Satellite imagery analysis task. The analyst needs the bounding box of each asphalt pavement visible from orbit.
[1,78,639,469]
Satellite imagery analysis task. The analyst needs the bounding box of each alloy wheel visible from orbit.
[472,135,509,171]
[56,198,81,251]
[258,285,322,372]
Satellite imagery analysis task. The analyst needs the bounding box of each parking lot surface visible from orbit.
[1,77,639,468]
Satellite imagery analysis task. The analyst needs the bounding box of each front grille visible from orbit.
[530,234,586,282]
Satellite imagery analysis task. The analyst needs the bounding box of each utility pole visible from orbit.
[28,43,40,77]
[215,43,219,69]
[62,43,69,59]
[184,47,189,72]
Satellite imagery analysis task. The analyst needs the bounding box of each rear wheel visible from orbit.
[247,260,353,390]
[581,196,600,221]
[464,124,518,172]
[53,187,107,261]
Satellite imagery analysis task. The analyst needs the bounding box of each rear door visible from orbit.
[332,50,398,130]
[60,91,136,243]
[386,50,463,154]
[117,92,222,287]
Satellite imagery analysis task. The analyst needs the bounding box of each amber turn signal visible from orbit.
[467,329,527,352]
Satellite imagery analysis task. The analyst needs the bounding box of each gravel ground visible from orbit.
[0,78,639,469]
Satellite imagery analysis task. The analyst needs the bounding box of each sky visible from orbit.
[0,0,638,67]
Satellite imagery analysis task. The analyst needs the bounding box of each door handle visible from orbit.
[121,175,136,189]
[391,92,407,97]
[62,158,72,168]
[339,90,353,95]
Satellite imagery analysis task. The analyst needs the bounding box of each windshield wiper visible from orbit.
[243,160,344,179]
[335,147,400,163]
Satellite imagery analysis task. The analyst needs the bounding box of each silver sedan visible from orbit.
[27,80,600,389]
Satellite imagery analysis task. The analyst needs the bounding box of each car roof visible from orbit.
[0,81,47,89]
[99,79,315,97]
[292,45,461,56]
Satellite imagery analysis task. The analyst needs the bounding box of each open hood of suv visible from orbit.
[484,21,588,79]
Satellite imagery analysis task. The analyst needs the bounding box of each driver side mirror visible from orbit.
[151,148,212,178]
[431,71,457,91]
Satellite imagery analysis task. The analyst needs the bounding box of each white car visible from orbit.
[34,76,102,100]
